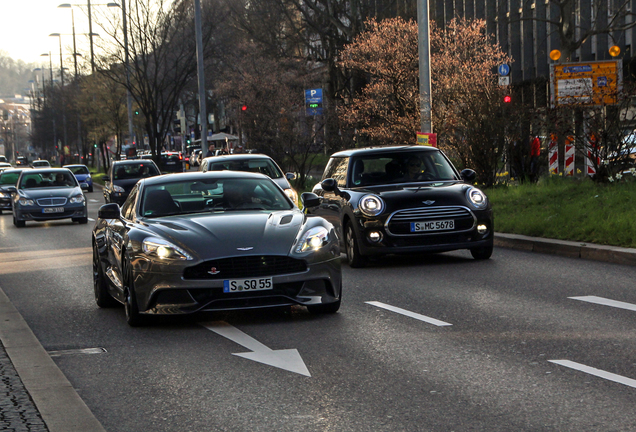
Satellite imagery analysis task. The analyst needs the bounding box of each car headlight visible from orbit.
[19,198,35,206]
[0,192,9,198]
[284,188,299,206]
[142,237,193,260]
[358,194,385,217]
[295,226,330,253]
[113,184,125,193]
[466,187,488,209]
[69,194,86,204]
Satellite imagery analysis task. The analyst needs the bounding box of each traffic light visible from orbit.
[241,104,248,111]
[503,95,512,103]
[186,138,191,144]
[134,110,139,115]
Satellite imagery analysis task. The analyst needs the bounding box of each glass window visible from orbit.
[121,186,138,220]
[68,166,89,175]
[0,172,20,185]
[19,171,77,188]
[323,157,349,187]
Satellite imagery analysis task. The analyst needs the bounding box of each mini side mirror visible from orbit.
[98,203,121,219]
[461,169,476,183]
[286,172,297,181]
[321,178,340,195]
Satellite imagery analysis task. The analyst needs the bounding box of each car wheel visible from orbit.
[13,214,25,228]
[307,298,341,314]
[470,241,493,260]
[88,185,93,193]
[76,217,88,224]
[123,260,145,327]
[345,222,367,268]
[93,243,117,308]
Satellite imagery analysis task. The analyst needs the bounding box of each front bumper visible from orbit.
[130,256,342,315]
[14,204,87,222]
[0,198,11,210]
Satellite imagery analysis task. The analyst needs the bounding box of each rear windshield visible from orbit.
[208,158,283,179]
[113,163,160,180]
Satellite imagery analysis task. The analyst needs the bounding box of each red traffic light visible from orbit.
[503,95,512,103]
[241,105,248,111]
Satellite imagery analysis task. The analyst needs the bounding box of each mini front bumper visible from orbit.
[131,256,342,315]
[14,203,87,222]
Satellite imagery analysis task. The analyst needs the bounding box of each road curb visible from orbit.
[0,287,106,432]
[494,232,636,266]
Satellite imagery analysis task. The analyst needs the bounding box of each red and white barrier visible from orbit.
[586,150,597,176]
[564,144,575,176]
[549,139,558,174]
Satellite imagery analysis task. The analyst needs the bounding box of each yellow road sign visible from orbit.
[550,60,622,107]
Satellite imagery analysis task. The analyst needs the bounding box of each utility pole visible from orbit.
[193,0,208,157]
[417,0,432,133]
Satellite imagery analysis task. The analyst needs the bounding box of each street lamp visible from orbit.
[49,33,65,85]
[40,52,54,84]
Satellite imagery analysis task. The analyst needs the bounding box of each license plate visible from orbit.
[223,277,273,293]
[411,220,454,232]
[43,207,64,213]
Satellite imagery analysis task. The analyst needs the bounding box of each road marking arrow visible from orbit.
[366,301,452,326]
[549,360,636,388]
[569,295,636,312]
[200,321,311,377]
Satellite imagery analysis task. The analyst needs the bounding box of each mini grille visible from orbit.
[184,256,307,280]
[36,197,67,206]
[387,206,475,235]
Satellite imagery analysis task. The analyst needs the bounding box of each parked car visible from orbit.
[64,164,93,192]
[12,168,87,227]
[199,154,299,206]
[92,171,341,326]
[0,168,32,214]
[103,159,161,205]
[31,160,51,168]
[308,145,494,267]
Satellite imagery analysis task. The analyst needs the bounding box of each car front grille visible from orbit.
[184,256,308,280]
[36,197,67,206]
[386,206,475,235]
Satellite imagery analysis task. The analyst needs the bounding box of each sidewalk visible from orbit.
[0,233,634,432]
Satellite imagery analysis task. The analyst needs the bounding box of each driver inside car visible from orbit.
[223,181,262,209]
[405,156,426,181]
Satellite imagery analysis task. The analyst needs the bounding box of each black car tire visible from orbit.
[93,243,117,308]
[13,214,25,228]
[88,185,93,193]
[307,298,341,314]
[123,260,146,327]
[345,222,367,268]
[73,217,88,224]
[470,241,493,260]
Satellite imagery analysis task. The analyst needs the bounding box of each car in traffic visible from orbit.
[12,168,88,227]
[92,171,341,326]
[199,154,299,206]
[0,162,12,172]
[0,167,32,214]
[0,155,8,163]
[189,149,201,167]
[103,159,161,205]
[15,156,28,166]
[308,145,494,267]
[31,160,51,168]
[64,164,94,192]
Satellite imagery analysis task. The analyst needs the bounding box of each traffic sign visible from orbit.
[498,64,510,76]
[305,88,323,116]
[499,76,510,86]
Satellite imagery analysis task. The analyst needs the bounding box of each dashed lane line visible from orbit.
[365,301,452,327]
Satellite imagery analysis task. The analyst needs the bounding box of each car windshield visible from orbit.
[67,166,89,175]
[348,150,460,187]
[208,158,283,179]
[32,161,49,167]
[19,171,77,189]
[113,163,159,180]
[141,177,293,218]
[0,172,20,186]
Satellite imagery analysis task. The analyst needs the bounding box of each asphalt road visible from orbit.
[1,192,636,431]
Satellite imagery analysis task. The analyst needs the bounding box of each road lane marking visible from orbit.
[89,199,100,203]
[365,301,452,327]
[569,295,636,312]
[549,360,636,388]
[200,321,311,377]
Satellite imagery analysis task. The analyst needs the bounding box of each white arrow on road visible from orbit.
[200,321,311,377]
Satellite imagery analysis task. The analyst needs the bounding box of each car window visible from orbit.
[19,171,77,188]
[207,158,283,178]
[141,177,292,218]
[121,186,138,220]
[113,163,159,180]
[0,172,20,185]
[322,157,349,187]
[68,166,89,175]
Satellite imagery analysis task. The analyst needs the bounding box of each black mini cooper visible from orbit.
[308,146,493,267]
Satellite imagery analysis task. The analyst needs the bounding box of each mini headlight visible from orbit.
[19,198,34,206]
[142,237,193,260]
[358,194,385,217]
[466,187,488,209]
[296,226,330,253]
[113,184,125,193]
[284,188,299,206]
[69,194,86,204]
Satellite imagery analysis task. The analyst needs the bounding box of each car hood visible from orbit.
[142,210,305,258]
[354,181,481,209]
[19,187,83,199]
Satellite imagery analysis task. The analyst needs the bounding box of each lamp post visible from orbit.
[110,1,135,146]
[49,33,65,85]
[40,52,54,84]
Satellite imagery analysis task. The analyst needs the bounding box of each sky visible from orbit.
[0,0,113,66]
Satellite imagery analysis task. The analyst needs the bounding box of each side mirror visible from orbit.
[102,175,110,182]
[98,203,121,219]
[320,178,340,195]
[286,172,297,181]
[300,192,321,209]
[461,169,476,183]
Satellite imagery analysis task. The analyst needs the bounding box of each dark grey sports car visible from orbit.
[309,145,494,267]
[92,171,342,326]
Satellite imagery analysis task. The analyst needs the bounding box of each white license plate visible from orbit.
[43,207,64,214]
[223,277,273,293]
[411,220,454,232]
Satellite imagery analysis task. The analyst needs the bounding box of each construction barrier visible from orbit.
[564,143,575,176]
[549,135,558,175]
